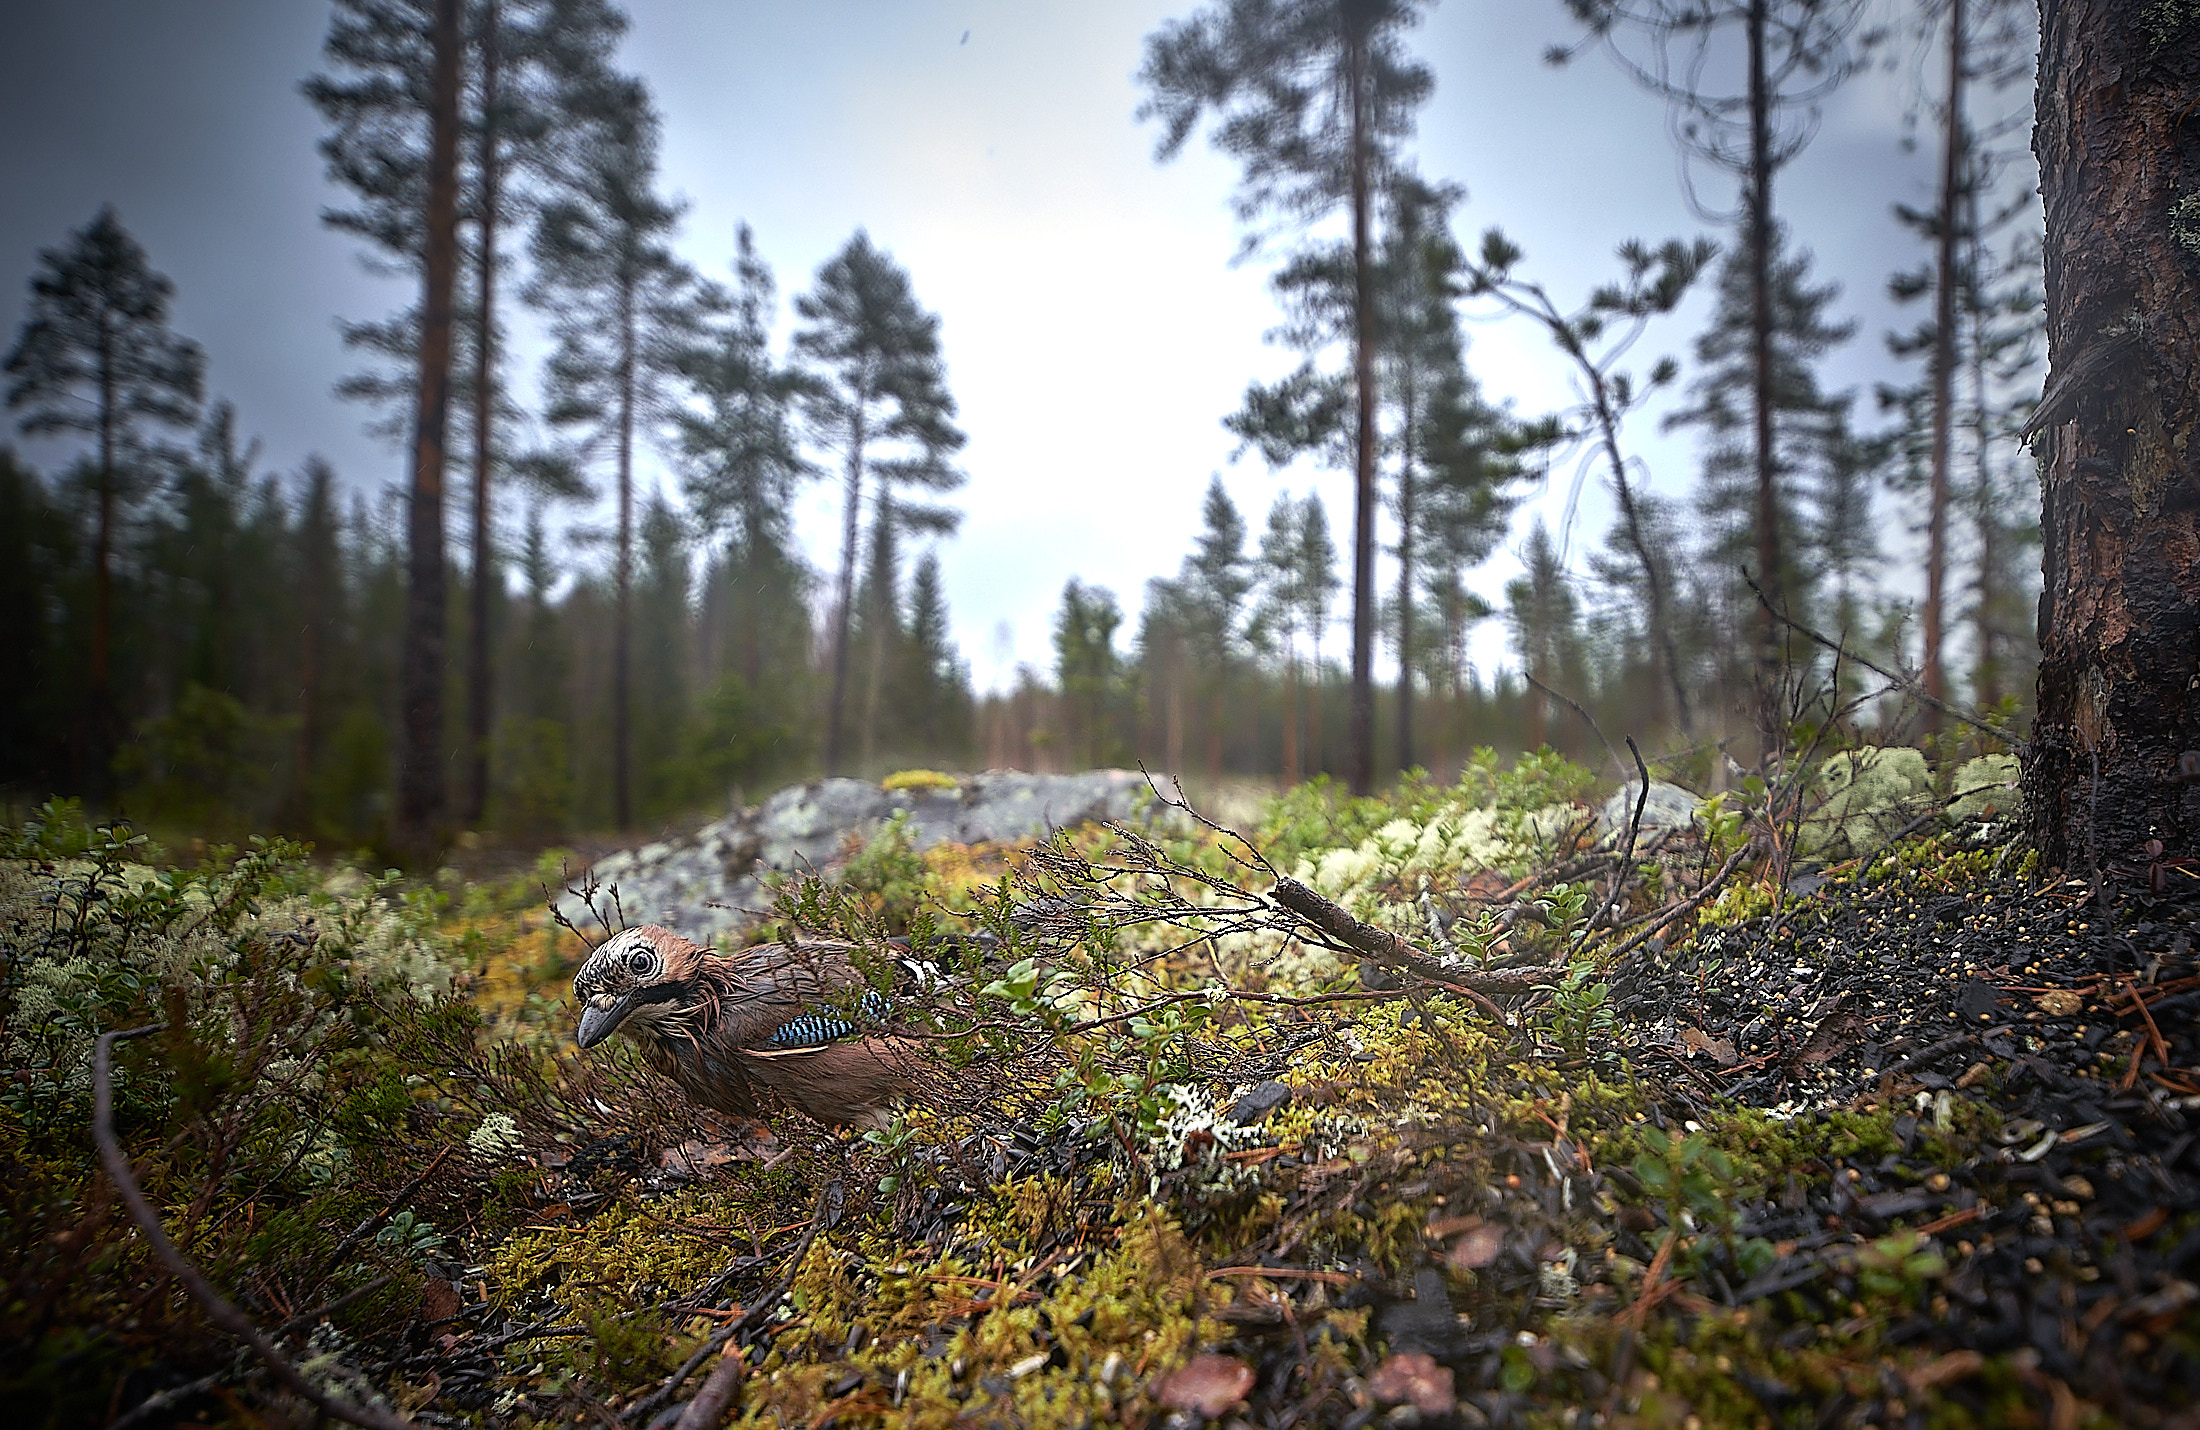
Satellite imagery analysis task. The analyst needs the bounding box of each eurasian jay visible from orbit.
[572,923,930,1131]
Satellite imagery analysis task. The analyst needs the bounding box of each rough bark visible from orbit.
[396,0,463,854]
[1347,25,1378,795]
[2024,0,2200,872]
[465,0,500,826]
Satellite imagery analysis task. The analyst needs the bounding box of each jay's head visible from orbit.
[573,925,703,1050]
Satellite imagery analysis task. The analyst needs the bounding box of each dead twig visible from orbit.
[1742,572,2009,742]
[92,1026,421,1430]
[631,1180,836,1428]
[1268,878,1557,999]
[1601,838,1760,965]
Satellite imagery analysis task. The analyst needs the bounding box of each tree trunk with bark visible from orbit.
[1923,0,1965,741]
[825,405,867,774]
[465,0,500,826]
[612,270,635,829]
[1746,0,1783,755]
[2024,0,2200,871]
[397,0,463,855]
[1347,24,1379,795]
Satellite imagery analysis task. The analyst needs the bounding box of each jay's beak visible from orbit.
[577,995,634,1050]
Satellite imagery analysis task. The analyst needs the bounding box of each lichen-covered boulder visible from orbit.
[1799,747,1935,861]
[558,770,1159,944]
[1595,781,1702,843]
[1948,753,2022,824]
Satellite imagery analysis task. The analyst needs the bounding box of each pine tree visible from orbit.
[529,71,710,828]
[1665,224,1863,679]
[1141,0,1435,793]
[899,553,971,759]
[305,0,466,852]
[1184,477,1255,777]
[1506,519,1588,751]
[791,231,965,775]
[4,206,205,791]
[675,224,814,697]
[1563,0,1869,740]
[1879,0,2040,727]
[1054,578,1124,770]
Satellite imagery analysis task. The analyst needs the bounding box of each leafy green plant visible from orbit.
[1540,962,1615,1061]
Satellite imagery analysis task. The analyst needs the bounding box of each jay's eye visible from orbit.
[627,951,652,974]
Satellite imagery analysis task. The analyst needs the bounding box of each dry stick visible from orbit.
[1599,839,1759,966]
[310,1145,453,1284]
[1594,736,1654,935]
[92,1027,422,1430]
[1741,572,2010,742]
[1268,879,1557,1001]
[629,1181,834,1428]
[109,1369,231,1430]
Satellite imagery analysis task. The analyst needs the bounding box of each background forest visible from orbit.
[0,0,2046,857]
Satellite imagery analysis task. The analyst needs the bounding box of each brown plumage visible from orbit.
[572,924,928,1131]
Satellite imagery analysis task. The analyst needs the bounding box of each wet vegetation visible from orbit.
[6,744,2194,1428]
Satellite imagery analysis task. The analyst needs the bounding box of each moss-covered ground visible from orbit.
[2,760,2195,1429]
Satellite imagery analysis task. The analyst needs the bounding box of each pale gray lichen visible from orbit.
[2172,191,2200,262]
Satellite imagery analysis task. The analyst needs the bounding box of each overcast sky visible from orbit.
[1,1,2020,691]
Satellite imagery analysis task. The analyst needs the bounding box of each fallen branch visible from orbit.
[92,1026,421,1430]
[1269,878,1558,999]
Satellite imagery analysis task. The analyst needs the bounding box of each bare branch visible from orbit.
[93,1026,422,1430]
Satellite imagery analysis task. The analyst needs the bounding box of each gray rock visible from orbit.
[1597,781,1702,842]
[558,769,1162,945]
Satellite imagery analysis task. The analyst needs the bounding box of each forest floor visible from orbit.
[4,775,2198,1430]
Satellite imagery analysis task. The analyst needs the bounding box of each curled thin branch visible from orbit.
[93,1026,421,1430]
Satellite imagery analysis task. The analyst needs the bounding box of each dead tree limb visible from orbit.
[92,1026,422,1430]
[1269,878,1555,1000]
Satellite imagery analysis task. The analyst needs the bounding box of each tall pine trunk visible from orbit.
[397,0,463,854]
[1396,383,1416,774]
[1347,23,1378,795]
[825,405,867,774]
[1745,0,1782,755]
[1968,250,2002,716]
[91,317,115,795]
[612,270,635,829]
[1922,0,1965,740]
[1282,651,1300,782]
[465,0,501,825]
[2024,0,2200,870]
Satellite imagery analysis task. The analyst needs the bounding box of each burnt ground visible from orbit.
[1592,836,2200,1426]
